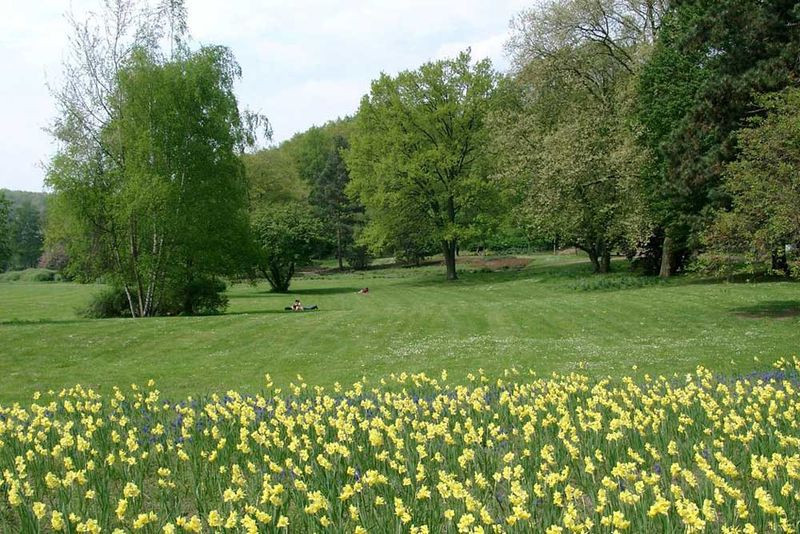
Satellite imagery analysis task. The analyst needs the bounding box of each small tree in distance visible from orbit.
[0,193,11,270]
[309,135,363,269]
[252,204,326,292]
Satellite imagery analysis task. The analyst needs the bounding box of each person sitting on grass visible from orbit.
[358,287,369,294]
[286,299,318,312]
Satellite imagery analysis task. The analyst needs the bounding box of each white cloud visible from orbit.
[0,0,528,191]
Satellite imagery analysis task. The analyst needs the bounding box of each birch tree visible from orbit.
[46,0,264,316]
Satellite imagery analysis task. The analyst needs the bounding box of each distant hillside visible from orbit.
[1,189,48,214]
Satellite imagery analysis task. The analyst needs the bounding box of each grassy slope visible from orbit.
[0,254,798,403]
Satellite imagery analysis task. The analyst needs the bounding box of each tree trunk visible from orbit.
[600,251,611,274]
[442,240,458,280]
[183,288,194,316]
[587,248,600,273]
[264,261,294,292]
[129,221,146,316]
[336,225,343,270]
[771,248,788,274]
[659,236,672,278]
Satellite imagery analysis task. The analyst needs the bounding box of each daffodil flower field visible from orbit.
[2,359,800,533]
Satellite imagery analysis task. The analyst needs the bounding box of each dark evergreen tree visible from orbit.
[638,0,800,275]
[309,135,363,269]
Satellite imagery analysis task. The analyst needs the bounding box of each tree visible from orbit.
[498,105,647,273]
[244,118,355,264]
[309,135,363,269]
[290,126,334,186]
[243,146,308,206]
[637,0,800,276]
[252,204,326,292]
[47,1,263,316]
[356,196,440,266]
[10,201,44,269]
[705,88,800,278]
[498,0,659,272]
[345,50,502,280]
[0,192,11,270]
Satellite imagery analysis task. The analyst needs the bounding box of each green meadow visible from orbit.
[1,253,798,403]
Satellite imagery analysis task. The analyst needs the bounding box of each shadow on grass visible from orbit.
[731,300,800,319]
[228,286,361,298]
[224,309,329,317]
[288,287,362,296]
[676,272,797,287]
[0,318,91,326]
[396,257,599,288]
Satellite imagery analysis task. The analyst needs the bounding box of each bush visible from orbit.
[394,238,438,266]
[0,268,59,282]
[81,287,132,318]
[166,277,229,315]
[0,271,21,282]
[345,245,372,270]
[30,270,56,282]
[81,277,228,318]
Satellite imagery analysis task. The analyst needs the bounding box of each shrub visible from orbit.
[30,270,56,282]
[164,276,229,315]
[81,277,229,318]
[0,271,21,282]
[394,238,438,266]
[0,268,58,282]
[345,244,372,270]
[81,287,132,318]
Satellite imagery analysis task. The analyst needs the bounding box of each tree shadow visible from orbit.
[224,309,308,316]
[677,273,795,286]
[289,287,362,295]
[731,300,800,319]
[228,286,361,298]
[396,257,598,288]
[0,318,90,326]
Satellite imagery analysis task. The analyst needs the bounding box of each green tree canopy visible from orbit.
[243,147,308,207]
[9,200,44,269]
[345,50,502,280]
[47,1,259,316]
[252,204,326,292]
[0,192,11,270]
[497,0,660,272]
[705,88,800,278]
[637,0,800,275]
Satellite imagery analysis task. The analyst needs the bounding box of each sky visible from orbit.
[0,0,530,192]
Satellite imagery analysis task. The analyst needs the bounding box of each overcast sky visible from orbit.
[0,0,529,192]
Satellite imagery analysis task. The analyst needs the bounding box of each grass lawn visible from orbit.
[0,253,798,403]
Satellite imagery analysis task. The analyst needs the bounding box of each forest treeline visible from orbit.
[0,190,46,272]
[16,0,800,316]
